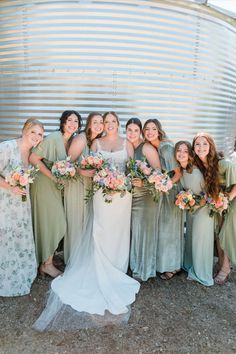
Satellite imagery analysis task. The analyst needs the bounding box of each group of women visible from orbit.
[0,110,235,330]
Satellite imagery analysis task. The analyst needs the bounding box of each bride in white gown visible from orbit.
[33,112,140,331]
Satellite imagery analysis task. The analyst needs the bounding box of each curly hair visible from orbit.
[84,112,103,147]
[174,140,194,173]
[192,132,220,199]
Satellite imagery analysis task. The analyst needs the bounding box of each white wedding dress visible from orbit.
[33,140,140,331]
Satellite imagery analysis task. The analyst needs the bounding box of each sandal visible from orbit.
[160,269,181,280]
[214,270,230,285]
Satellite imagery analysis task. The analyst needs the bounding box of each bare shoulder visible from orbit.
[142,142,158,154]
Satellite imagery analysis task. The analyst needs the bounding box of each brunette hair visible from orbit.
[103,111,119,125]
[84,112,103,147]
[59,110,81,134]
[192,132,220,199]
[174,140,194,173]
[143,118,167,142]
[22,118,44,134]
[126,117,142,131]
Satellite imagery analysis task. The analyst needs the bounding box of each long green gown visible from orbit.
[63,133,92,263]
[130,143,161,281]
[30,131,67,264]
[218,159,236,264]
[156,141,184,273]
[181,168,214,286]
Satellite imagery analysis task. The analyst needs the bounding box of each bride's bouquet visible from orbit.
[79,153,105,171]
[86,164,132,203]
[175,189,206,213]
[146,169,173,202]
[51,157,77,190]
[205,192,230,217]
[5,165,39,201]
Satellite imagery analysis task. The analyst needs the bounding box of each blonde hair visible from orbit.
[22,118,44,135]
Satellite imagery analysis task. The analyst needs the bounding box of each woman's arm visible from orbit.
[29,153,55,181]
[0,176,26,195]
[68,134,86,162]
[142,143,161,169]
[228,184,236,201]
[171,166,182,184]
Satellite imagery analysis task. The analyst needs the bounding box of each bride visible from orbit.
[33,112,140,331]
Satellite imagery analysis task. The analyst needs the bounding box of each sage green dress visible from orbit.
[130,143,161,281]
[30,131,67,264]
[63,133,92,263]
[181,168,214,286]
[218,159,236,264]
[156,141,184,273]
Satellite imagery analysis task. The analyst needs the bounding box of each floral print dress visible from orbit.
[0,140,37,296]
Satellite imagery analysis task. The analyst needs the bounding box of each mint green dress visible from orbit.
[63,133,92,263]
[157,141,184,273]
[130,143,161,281]
[218,159,236,264]
[181,168,214,286]
[30,131,67,264]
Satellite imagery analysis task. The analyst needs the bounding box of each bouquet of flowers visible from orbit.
[205,192,230,217]
[86,164,132,203]
[126,158,152,180]
[79,153,105,171]
[5,165,39,201]
[146,170,173,202]
[175,189,206,213]
[51,157,77,190]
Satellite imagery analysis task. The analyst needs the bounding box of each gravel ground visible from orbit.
[1,267,236,354]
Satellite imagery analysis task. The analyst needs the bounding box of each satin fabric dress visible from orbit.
[218,159,236,264]
[30,131,67,264]
[181,168,214,286]
[63,133,92,263]
[156,141,184,273]
[0,140,37,296]
[130,143,161,281]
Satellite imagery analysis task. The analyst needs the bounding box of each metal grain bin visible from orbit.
[0,0,236,154]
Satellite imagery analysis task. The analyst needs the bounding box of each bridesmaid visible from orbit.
[0,118,44,296]
[175,141,215,286]
[193,132,236,284]
[64,112,104,263]
[143,119,183,280]
[126,118,161,281]
[30,110,80,277]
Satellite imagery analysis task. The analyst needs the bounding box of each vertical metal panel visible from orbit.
[0,0,236,154]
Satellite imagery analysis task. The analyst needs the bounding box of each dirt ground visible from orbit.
[0,267,236,354]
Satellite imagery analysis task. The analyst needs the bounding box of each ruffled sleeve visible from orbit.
[33,131,66,163]
[219,159,236,188]
[159,140,177,172]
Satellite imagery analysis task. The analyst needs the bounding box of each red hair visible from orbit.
[192,132,220,199]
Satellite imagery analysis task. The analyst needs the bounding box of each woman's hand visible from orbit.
[171,167,182,184]
[9,185,26,196]
[78,168,96,178]
[228,184,236,201]
[132,178,143,188]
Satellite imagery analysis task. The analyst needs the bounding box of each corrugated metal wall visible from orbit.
[0,0,236,154]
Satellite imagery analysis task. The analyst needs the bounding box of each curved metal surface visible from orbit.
[0,0,236,154]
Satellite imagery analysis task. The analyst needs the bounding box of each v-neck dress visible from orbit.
[30,131,67,264]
